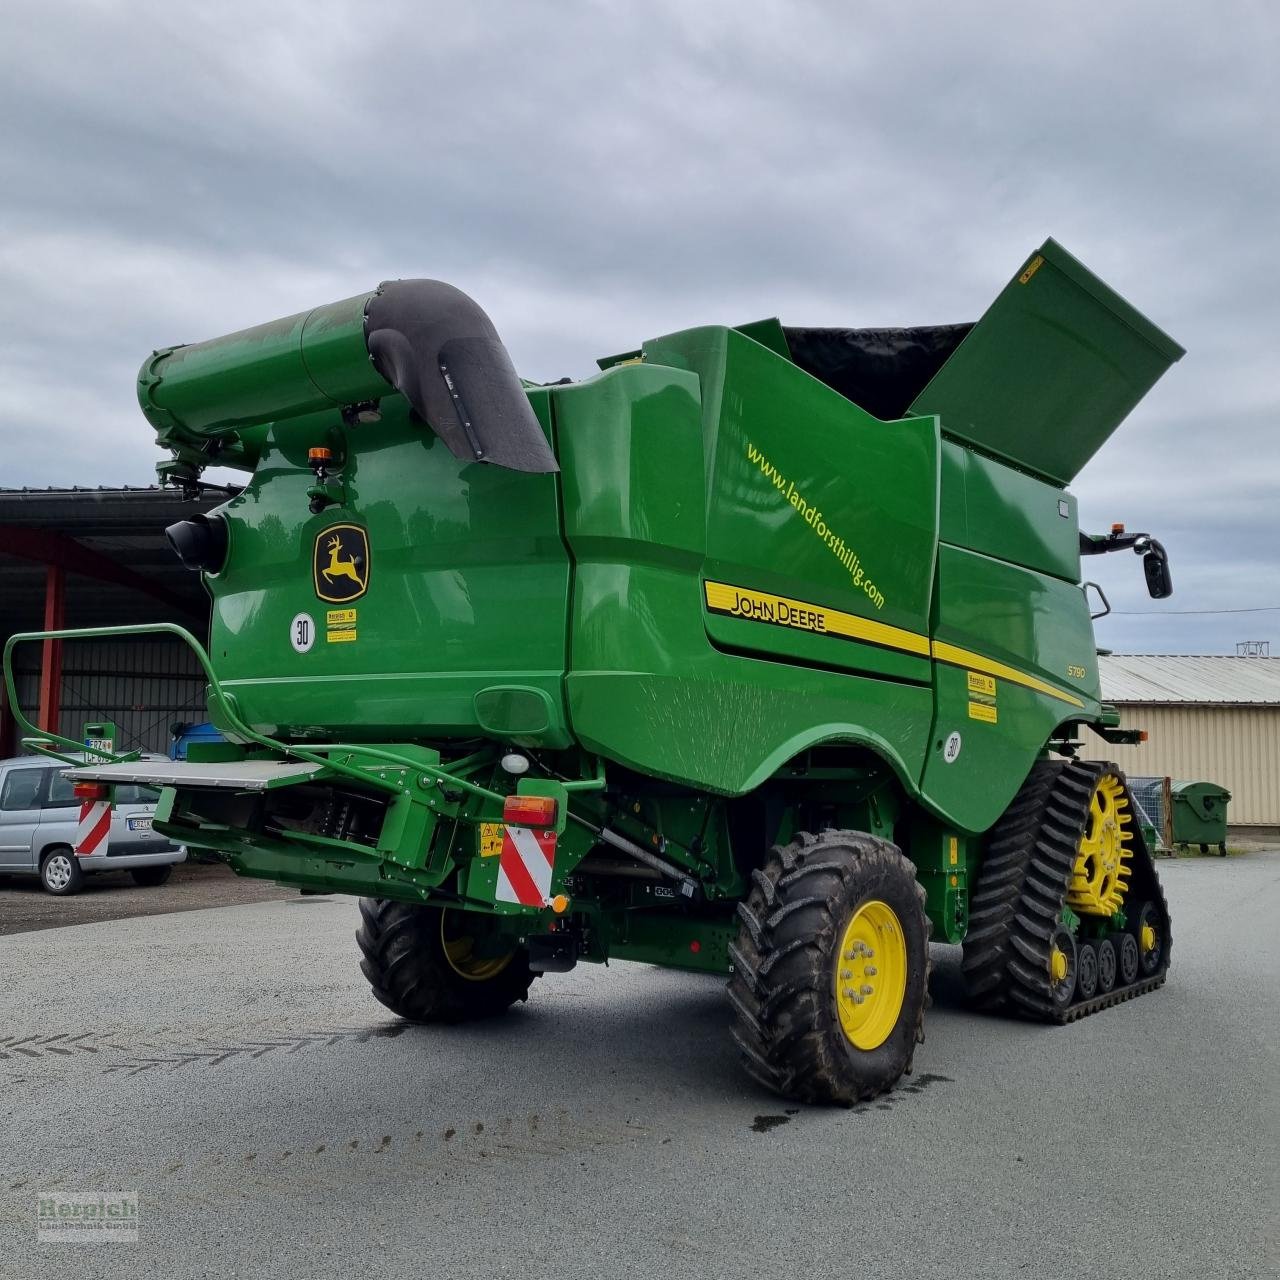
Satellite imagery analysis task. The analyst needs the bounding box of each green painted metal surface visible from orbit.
[4,237,1186,964]
[207,393,571,745]
[139,292,381,443]
[911,238,1184,485]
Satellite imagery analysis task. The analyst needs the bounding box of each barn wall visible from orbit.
[11,636,206,757]
[1082,705,1280,825]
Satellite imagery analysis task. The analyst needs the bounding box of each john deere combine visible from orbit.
[5,238,1181,1104]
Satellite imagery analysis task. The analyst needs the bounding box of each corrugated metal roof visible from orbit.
[1099,655,1280,705]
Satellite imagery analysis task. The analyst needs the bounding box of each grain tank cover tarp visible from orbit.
[366,280,558,473]
[784,324,974,421]
[908,238,1184,486]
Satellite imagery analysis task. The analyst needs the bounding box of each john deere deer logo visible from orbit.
[313,525,369,603]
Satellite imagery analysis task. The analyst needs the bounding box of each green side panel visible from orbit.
[698,330,937,684]
[140,292,384,436]
[555,355,935,799]
[732,317,791,360]
[910,238,1184,486]
[939,441,1080,582]
[208,394,571,744]
[920,545,1102,832]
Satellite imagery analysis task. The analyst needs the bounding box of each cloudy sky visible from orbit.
[2,1,1276,653]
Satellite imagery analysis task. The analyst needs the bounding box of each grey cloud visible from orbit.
[1,0,1276,653]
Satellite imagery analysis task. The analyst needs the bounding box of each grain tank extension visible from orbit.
[24,238,1183,1103]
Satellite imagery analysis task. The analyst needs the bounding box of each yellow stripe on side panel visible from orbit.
[931,641,1085,709]
[703,581,931,657]
[702,579,1086,710]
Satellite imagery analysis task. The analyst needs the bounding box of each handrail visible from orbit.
[2,623,506,803]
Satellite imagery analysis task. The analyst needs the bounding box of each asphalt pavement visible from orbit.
[2,852,1276,1279]
[0,862,293,937]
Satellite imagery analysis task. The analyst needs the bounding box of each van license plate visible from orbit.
[127,817,153,832]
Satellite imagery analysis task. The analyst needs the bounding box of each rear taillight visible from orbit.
[73,782,109,801]
[502,795,558,828]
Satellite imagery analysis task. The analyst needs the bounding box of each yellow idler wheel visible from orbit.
[1135,900,1166,977]
[834,900,908,1050]
[1047,925,1077,1009]
[1067,772,1134,916]
[441,909,516,982]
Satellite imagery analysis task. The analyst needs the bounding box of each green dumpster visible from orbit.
[1170,780,1232,855]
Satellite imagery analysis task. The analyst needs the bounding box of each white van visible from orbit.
[0,755,186,895]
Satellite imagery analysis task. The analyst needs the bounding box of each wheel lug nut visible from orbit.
[865,965,877,977]
[841,970,852,980]
[860,984,873,995]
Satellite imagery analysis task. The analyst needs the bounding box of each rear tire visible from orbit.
[356,899,536,1023]
[727,830,929,1106]
[40,848,83,896]
[131,866,173,888]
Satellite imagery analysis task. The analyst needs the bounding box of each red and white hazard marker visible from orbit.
[496,825,556,908]
[76,797,112,857]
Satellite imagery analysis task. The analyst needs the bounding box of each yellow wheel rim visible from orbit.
[1067,773,1134,917]
[1140,922,1157,954]
[834,900,908,1051]
[1050,945,1069,983]
[440,911,514,982]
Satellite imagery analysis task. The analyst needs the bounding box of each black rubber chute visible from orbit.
[365,280,558,473]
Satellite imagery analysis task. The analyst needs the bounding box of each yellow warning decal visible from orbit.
[934,641,1084,708]
[703,581,930,657]
[966,671,996,697]
[968,701,998,724]
[479,823,504,858]
[326,629,358,644]
[948,836,959,866]
[1019,254,1044,285]
[327,608,357,626]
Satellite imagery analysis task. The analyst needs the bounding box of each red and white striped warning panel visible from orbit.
[496,825,556,907]
[76,800,112,857]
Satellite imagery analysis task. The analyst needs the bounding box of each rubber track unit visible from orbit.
[356,898,535,1022]
[961,759,1171,1023]
[727,830,930,1105]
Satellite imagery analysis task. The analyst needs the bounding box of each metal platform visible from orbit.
[63,759,325,791]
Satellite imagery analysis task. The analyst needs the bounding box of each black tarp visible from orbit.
[783,324,974,421]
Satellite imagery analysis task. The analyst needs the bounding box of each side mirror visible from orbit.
[1141,539,1173,599]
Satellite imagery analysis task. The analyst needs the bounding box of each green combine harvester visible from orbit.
[6,238,1181,1104]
